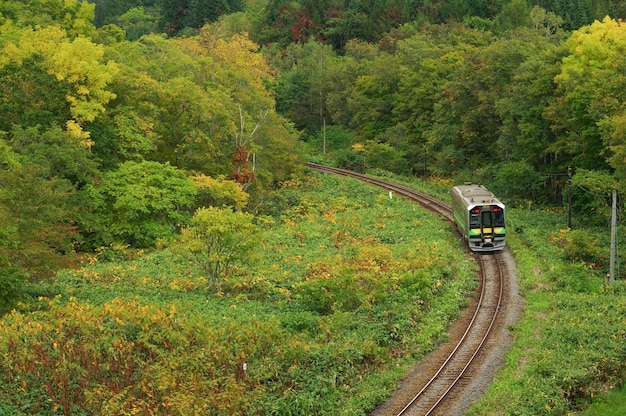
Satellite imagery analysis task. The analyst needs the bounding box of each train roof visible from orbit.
[452,183,503,205]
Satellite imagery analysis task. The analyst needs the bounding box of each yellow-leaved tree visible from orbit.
[1,25,118,142]
[191,173,249,210]
[552,16,626,179]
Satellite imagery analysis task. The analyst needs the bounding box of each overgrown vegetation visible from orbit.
[0,174,476,415]
[582,385,626,415]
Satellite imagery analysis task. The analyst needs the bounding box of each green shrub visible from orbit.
[0,265,26,314]
[545,263,603,293]
[551,228,607,266]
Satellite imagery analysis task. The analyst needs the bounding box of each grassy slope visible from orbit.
[0,173,476,415]
[581,384,626,415]
[467,208,626,415]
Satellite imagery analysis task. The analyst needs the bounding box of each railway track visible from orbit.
[395,254,504,416]
[307,162,518,416]
[306,163,453,222]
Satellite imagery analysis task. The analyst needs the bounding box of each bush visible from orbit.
[551,228,606,266]
[545,263,603,293]
[0,265,26,314]
[492,160,545,204]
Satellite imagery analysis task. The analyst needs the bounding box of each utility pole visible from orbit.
[567,166,572,228]
[609,190,617,287]
[323,117,326,156]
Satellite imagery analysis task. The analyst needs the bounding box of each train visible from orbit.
[451,183,505,252]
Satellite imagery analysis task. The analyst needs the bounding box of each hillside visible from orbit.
[1,1,625,414]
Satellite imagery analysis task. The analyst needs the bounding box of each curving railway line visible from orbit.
[306,163,522,416]
[306,163,453,222]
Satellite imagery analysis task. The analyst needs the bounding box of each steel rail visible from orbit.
[397,254,504,416]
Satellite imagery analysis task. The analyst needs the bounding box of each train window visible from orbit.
[470,210,480,227]
[494,209,505,226]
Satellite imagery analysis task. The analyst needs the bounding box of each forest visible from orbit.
[1,0,625,280]
[91,0,626,210]
[1,0,626,414]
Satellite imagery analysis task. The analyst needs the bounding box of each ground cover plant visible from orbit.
[0,172,476,415]
[581,384,626,415]
[467,208,626,415]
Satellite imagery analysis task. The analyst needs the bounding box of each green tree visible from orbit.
[117,6,157,41]
[91,0,158,27]
[568,168,616,225]
[362,140,410,175]
[101,33,224,171]
[272,40,337,134]
[536,0,624,31]
[347,53,402,141]
[0,263,26,314]
[495,35,565,172]
[243,111,305,193]
[0,164,78,278]
[321,38,403,143]
[307,125,355,156]
[187,0,230,28]
[8,125,98,187]
[159,0,243,35]
[86,108,158,171]
[175,207,259,291]
[1,25,118,141]
[0,126,97,275]
[548,17,626,172]
[93,23,126,44]
[599,114,626,193]
[493,0,532,33]
[492,160,545,203]
[86,161,196,248]
[391,26,457,175]
[101,28,300,187]
[418,35,491,176]
[322,6,371,51]
[529,5,564,37]
[0,55,71,132]
[0,0,96,37]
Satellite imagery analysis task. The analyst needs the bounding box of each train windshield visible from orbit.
[481,211,492,228]
[493,208,505,227]
[471,206,504,228]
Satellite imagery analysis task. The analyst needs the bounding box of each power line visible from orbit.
[574,183,612,200]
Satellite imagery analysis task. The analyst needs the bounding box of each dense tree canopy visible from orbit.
[269,9,625,210]
[1,0,626,279]
[0,1,303,283]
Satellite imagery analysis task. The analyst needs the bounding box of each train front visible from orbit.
[467,203,506,251]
